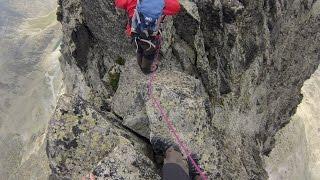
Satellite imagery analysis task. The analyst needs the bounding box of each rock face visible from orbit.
[47,95,159,179]
[47,0,320,179]
[146,70,221,176]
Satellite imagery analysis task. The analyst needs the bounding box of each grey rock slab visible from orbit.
[112,58,150,138]
[92,136,161,180]
[47,95,155,179]
[146,70,219,176]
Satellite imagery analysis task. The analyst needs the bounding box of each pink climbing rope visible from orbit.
[147,71,208,180]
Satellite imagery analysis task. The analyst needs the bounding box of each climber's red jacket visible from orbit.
[115,0,180,35]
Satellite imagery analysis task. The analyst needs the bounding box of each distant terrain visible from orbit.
[0,1,62,179]
[266,66,320,180]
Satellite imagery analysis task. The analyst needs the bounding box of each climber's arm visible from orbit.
[115,0,137,18]
[115,0,128,9]
[115,0,138,36]
[163,0,181,16]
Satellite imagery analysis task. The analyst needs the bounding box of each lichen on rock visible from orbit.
[47,95,157,179]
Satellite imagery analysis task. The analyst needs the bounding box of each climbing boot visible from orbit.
[150,136,181,157]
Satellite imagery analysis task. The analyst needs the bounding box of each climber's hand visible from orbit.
[82,172,95,180]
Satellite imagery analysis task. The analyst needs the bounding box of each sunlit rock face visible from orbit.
[302,67,320,179]
[266,66,320,180]
[0,1,63,179]
[48,0,320,179]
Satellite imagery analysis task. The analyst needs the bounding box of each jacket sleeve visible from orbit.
[163,0,180,16]
[115,0,137,18]
[115,0,128,9]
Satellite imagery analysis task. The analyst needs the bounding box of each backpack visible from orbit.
[132,0,165,39]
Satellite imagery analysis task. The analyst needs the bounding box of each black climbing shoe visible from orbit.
[187,153,204,180]
[151,137,205,179]
[140,64,158,75]
[151,137,181,157]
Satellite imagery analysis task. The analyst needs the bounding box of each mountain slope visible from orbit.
[0,2,63,179]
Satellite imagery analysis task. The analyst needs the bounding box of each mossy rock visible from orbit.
[115,56,126,66]
[47,95,120,178]
[47,95,159,179]
[109,71,120,91]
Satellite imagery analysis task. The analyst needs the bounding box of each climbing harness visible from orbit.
[134,36,157,53]
[140,39,156,50]
[134,37,139,53]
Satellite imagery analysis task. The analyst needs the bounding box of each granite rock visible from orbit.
[48,0,320,179]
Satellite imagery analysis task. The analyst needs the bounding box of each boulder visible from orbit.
[112,59,150,138]
[146,70,220,176]
[46,95,158,179]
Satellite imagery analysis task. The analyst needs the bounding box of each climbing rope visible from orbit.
[147,62,208,180]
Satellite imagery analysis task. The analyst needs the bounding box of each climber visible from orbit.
[115,0,180,74]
